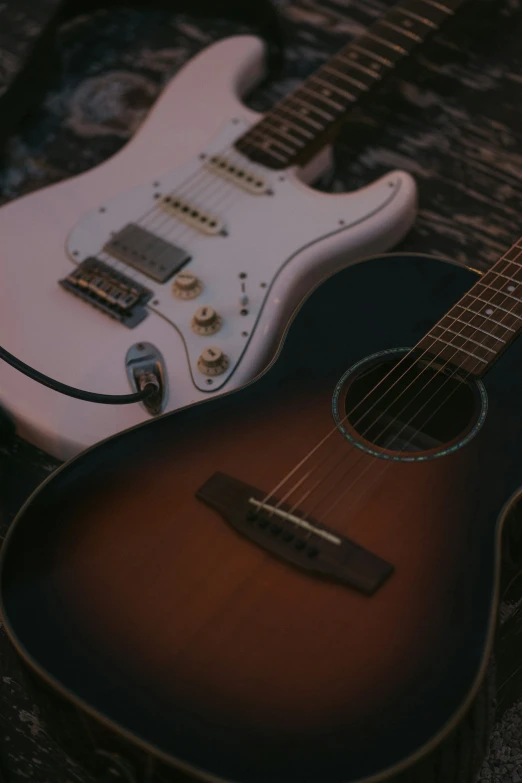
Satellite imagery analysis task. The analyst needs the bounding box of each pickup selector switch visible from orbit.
[172,272,202,300]
[191,305,222,336]
[198,347,229,376]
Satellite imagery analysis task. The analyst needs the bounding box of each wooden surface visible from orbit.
[2,1,522,781]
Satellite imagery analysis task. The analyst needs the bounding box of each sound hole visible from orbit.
[336,351,486,460]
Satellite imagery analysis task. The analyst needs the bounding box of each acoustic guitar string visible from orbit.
[299,258,522,521]
[318,329,493,525]
[297,258,522,525]
[259,261,515,508]
[260,243,522,516]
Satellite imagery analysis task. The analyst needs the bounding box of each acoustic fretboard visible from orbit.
[417,241,522,376]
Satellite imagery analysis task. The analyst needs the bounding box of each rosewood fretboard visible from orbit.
[235,0,467,169]
[417,242,522,376]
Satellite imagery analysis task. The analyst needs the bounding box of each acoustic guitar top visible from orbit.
[2,248,522,782]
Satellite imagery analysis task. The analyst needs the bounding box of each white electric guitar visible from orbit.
[0,0,461,461]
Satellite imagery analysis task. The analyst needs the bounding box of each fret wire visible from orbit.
[424,333,488,363]
[445,314,506,343]
[467,293,522,319]
[234,0,462,168]
[487,269,521,285]
[378,19,423,42]
[273,104,324,131]
[297,85,344,112]
[261,114,314,140]
[286,96,335,122]
[499,257,522,273]
[418,0,454,13]
[503,256,522,269]
[350,43,392,67]
[258,119,312,146]
[336,53,382,79]
[365,31,408,55]
[475,282,522,305]
[310,74,357,102]
[246,128,298,156]
[432,324,497,352]
[456,303,515,332]
[240,138,287,164]
[399,8,437,28]
[321,64,368,91]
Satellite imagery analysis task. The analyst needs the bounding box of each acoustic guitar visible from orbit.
[5,238,522,781]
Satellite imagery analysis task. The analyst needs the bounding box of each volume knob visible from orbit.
[197,346,229,376]
[172,272,202,300]
[191,305,222,335]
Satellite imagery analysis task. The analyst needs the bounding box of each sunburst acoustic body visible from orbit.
[2,252,521,782]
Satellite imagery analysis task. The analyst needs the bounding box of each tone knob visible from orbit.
[191,305,222,335]
[197,346,229,376]
[172,272,202,300]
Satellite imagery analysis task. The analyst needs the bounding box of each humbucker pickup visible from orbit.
[104,223,191,283]
[60,258,152,328]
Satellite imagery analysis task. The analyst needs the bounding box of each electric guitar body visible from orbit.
[0,33,416,461]
[2,249,520,782]
[0,0,469,460]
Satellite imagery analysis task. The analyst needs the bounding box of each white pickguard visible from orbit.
[0,35,417,460]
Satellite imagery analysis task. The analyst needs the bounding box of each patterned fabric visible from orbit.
[2,1,522,780]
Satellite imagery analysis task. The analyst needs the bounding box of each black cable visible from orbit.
[0,346,156,405]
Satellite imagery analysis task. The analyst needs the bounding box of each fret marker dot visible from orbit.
[508,285,516,292]
[322,89,331,96]
[403,20,413,27]
[485,308,494,315]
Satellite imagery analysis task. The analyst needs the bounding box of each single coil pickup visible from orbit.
[205,155,270,195]
[160,196,224,235]
[60,257,152,328]
[104,223,191,283]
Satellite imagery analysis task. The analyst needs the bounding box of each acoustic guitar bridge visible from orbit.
[196,472,393,595]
